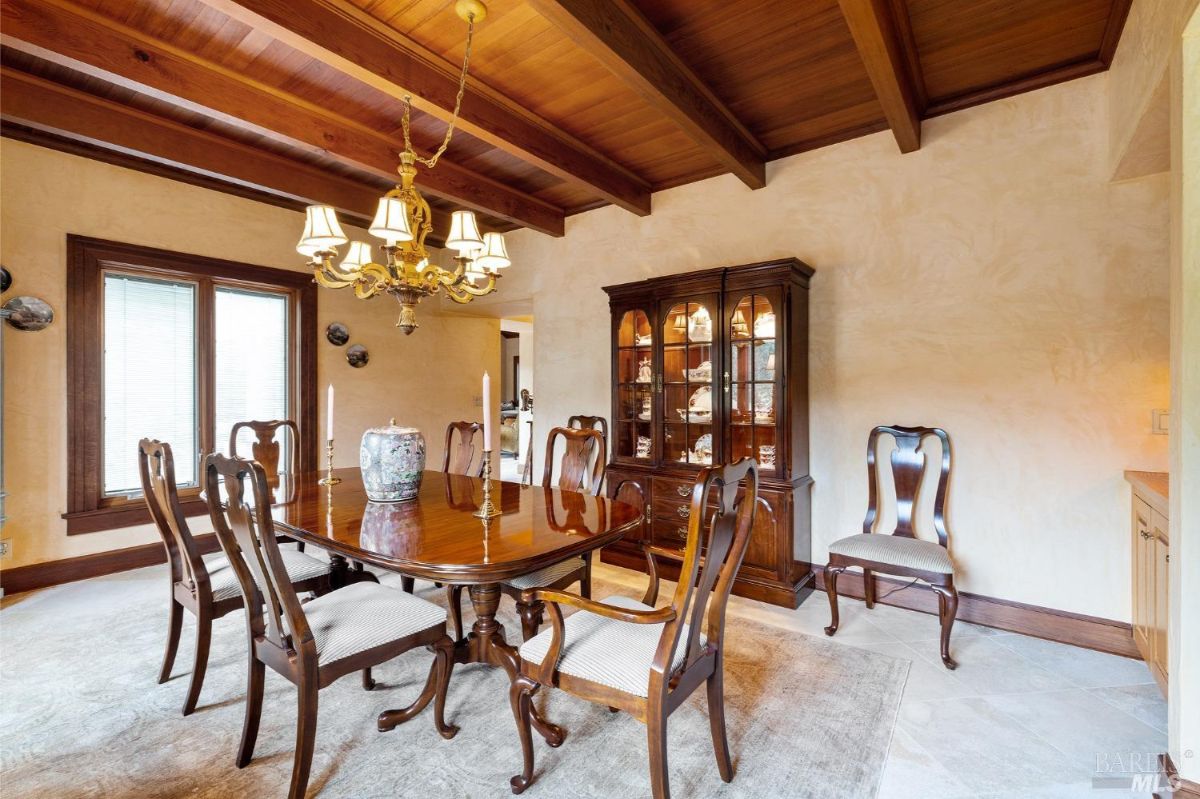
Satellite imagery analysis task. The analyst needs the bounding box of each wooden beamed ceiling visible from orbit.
[0,0,1134,240]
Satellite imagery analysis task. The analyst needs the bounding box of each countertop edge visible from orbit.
[1125,470,1169,517]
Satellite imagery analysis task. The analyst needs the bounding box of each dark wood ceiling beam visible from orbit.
[526,0,766,189]
[0,0,563,236]
[0,67,457,235]
[838,0,922,153]
[203,0,652,216]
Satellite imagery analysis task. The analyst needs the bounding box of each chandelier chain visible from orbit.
[402,14,475,170]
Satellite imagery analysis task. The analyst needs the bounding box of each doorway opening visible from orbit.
[499,318,532,482]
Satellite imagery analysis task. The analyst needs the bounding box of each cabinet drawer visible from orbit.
[651,518,692,551]
[652,494,700,521]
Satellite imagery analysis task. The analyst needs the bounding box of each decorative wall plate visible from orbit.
[326,321,350,346]
[346,344,369,368]
[3,296,54,331]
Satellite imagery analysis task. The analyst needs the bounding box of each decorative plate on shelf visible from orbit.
[685,360,712,382]
[635,333,652,346]
[688,385,712,413]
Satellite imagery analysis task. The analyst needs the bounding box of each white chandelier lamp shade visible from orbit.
[340,241,374,271]
[369,196,414,244]
[446,210,485,254]
[299,205,349,252]
[463,257,488,283]
[474,232,510,270]
[296,240,323,260]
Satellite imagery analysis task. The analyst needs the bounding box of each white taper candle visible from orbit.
[482,371,492,448]
[326,383,334,440]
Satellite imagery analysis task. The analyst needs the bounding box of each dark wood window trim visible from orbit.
[64,235,317,535]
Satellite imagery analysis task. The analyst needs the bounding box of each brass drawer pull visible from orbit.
[675,485,690,497]
[676,505,690,518]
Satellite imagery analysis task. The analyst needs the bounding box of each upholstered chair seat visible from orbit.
[518,595,701,697]
[302,582,448,666]
[826,533,953,574]
[504,557,587,592]
[203,550,331,602]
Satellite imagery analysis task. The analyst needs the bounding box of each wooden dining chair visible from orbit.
[442,420,485,477]
[508,458,759,799]
[203,453,458,799]
[139,438,332,717]
[500,426,606,640]
[438,421,484,641]
[823,425,960,668]
[230,419,302,549]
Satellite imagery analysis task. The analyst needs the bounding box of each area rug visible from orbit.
[0,565,908,798]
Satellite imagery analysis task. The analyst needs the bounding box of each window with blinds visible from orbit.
[66,236,315,535]
[215,287,291,461]
[103,274,198,494]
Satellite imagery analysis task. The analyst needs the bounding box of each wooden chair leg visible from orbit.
[289,678,319,799]
[448,585,465,642]
[932,582,959,670]
[580,553,593,600]
[647,705,671,799]
[707,654,733,782]
[401,576,415,594]
[182,607,212,716]
[236,655,265,768]
[158,598,183,684]
[509,676,538,795]
[362,667,376,691]
[863,568,876,609]
[516,599,544,642]
[432,637,459,739]
[823,564,844,636]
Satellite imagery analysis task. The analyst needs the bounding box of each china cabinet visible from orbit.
[602,258,814,608]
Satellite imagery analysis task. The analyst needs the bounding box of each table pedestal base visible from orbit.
[451,583,565,747]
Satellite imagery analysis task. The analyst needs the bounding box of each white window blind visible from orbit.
[215,287,290,461]
[103,274,198,494]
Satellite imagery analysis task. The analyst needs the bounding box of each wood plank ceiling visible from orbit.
[0,0,1132,241]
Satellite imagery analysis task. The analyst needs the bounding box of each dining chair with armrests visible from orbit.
[823,425,960,668]
[508,458,759,799]
[503,426,606,640]
[139,438,332,717]
[203,452,458,799]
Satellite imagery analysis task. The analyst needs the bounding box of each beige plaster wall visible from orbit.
[493,74,1170,622]
[1108,0,1200,177]
[0,139,499,570]
[1167,5,1200,781]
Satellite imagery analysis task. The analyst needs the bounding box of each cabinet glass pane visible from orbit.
[617,385,653,422]
[620,348,653,385]
[754,384,775,423]
[731,295,753,340]
[617,421,653,461]
[755,427,778,470]
[751,296,776,339]
[618,310,651,347]
[664,303,689,345]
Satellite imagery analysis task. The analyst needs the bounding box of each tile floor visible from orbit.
[596,564,1169,799]
[1,561,1169,798]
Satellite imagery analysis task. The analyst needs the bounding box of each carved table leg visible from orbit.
[455,583,565,748]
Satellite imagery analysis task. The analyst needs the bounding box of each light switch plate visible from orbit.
[1152,409,1170,435]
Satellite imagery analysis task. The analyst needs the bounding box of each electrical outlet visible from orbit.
[0,539,11,559]
[1152,409,1170,436]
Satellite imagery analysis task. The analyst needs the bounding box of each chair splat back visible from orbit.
[863,425,951,545]
[138,439,204,589]
[203,453,311,653]
[660,458,759,676]
[230,419,299,485]
[543,427,606,496]
[442,421,484,477]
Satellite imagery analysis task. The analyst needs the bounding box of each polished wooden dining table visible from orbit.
[267,468,641,739]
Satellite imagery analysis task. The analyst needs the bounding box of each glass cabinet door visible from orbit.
[728,293,780,476]
[614,309,655,462]
[662,299,716,467]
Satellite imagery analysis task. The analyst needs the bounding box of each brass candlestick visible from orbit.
[318,438,342,486]
[473,449,500,518]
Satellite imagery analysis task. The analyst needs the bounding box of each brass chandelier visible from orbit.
[295,0,508,335]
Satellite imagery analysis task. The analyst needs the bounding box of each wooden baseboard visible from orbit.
[1159,754,1200,799]
[0,534,220,595]
[813,567,1139,659]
